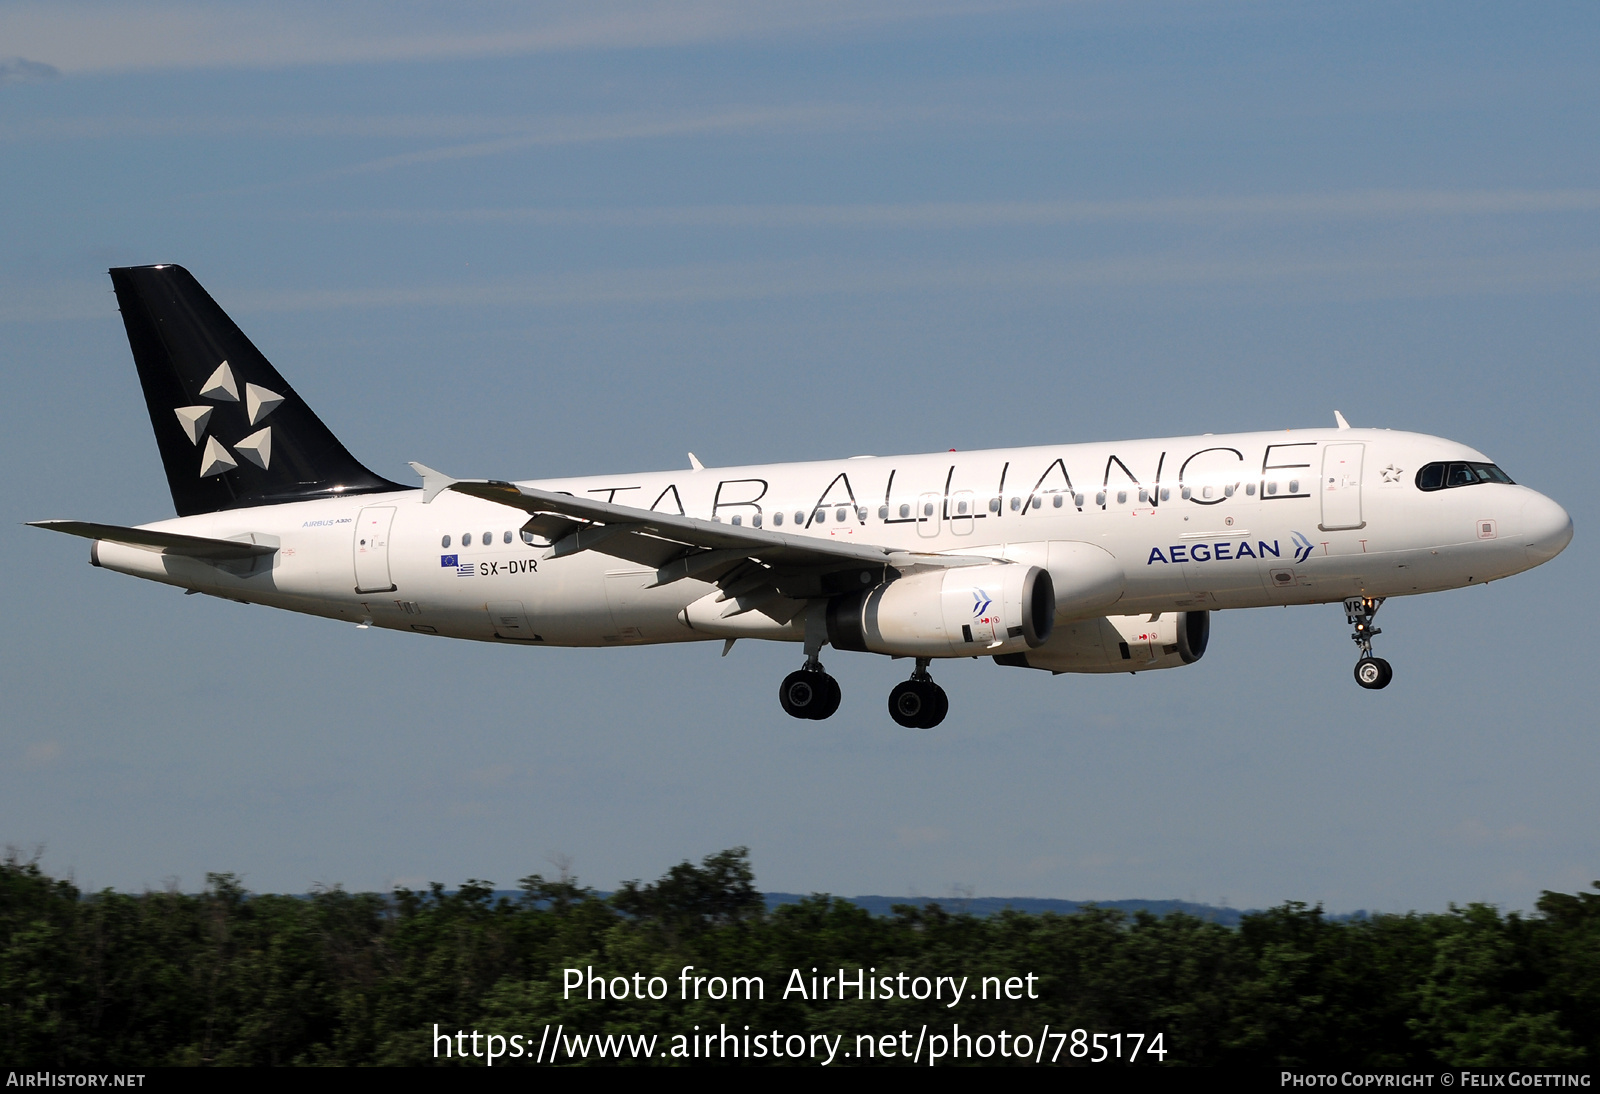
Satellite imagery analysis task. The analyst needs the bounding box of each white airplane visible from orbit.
[33,265,1573,728]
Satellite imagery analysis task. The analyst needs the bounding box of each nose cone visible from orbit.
[1521,492,1573,566]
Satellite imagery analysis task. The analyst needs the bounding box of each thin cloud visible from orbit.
[0,114,552,142]
[313,189,1600,228]
[195,103,899,196]
[188,250,1600,312]
[0,56,59,85]
[7,246,1595,325]
[0,0,1039,75]
[314,105,881,181]
[0,101,1013,149]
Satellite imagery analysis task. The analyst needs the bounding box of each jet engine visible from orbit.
[994,610,1209,673]
[827,563,1054,657]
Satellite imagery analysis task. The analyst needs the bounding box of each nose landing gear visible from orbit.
[1346,596,1393,690]
[779,657,841,720]
[888,658,949,728]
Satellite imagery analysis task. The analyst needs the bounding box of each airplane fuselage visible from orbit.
[92,426,1570,651]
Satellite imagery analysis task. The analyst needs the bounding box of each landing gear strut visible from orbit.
[780,655,841,720]
[780,608,842,720]
[1345,596,1393,690]
[888,658,949,729]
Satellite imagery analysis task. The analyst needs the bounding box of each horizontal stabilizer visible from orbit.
[28,520,277,560]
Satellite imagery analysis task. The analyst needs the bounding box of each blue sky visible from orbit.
[2,1,1597,911]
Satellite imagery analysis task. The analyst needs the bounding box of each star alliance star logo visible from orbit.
[1380,464,1403,483]
[173,361,284,478]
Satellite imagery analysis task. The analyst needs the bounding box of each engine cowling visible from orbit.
[994,610,1209,674]
[828,563,1054,658]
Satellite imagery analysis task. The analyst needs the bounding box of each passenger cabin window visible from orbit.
[441,535,451,548]
[773,512,784,526]
[1416,461,1515,491]
[900,504,911,519]
[1052,494,1063,508]
[503,531,512,544]
[794,511,805,525]
[462,532,472,546]
[1117,491,1127,505]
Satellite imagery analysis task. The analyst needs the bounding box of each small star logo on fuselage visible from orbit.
[1380,464,1403,483]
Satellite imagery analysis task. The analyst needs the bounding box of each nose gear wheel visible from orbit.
[1345,597,1393,690]
[1354,656,1393,690]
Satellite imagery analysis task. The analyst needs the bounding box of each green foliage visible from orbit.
[2,846,1596,1067]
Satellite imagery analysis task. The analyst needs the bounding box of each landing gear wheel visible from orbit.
[813,673,842,719]
[889,680,927,727]
[1354,656,1392,690]
[780,669,841,720]
[1344,597,1393,692]
[888,679,949,729]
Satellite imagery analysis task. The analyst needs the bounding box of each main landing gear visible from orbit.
[1345,596,1393,690]
[779,659,841,720]
[888,658,948,729]
[776,654,950,728]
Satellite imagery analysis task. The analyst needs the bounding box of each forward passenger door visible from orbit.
[1320,444,1365,530]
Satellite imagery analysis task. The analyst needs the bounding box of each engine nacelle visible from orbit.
[994,610,1209,674]
[827,563,1054,658]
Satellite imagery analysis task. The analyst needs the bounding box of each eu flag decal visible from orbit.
[441,554,458,567]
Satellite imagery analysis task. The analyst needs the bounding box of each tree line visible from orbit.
[3,847,1596,1066]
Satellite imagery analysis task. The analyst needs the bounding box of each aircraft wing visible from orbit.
[413,464,996,619]
[28,520,277,560]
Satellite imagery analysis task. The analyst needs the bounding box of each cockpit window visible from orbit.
[1416,461,1515,492]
